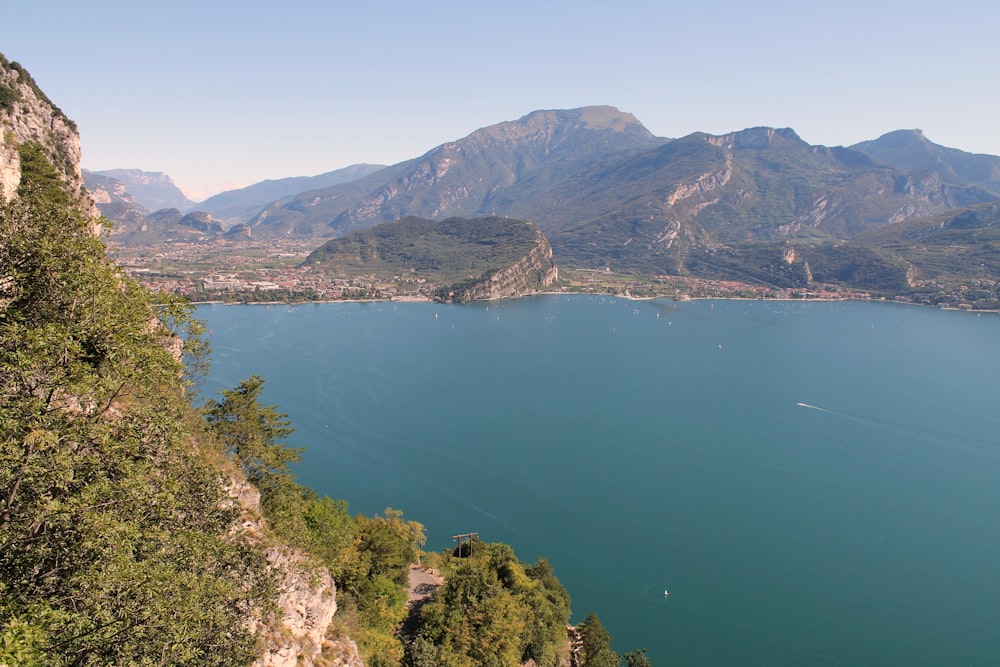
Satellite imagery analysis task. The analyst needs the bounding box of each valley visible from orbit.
[112,236,882,306]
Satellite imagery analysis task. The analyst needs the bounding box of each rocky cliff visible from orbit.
[450,227,559,301]
[89,168,195,211]
[0,53,93,214]
[224,479,363,667]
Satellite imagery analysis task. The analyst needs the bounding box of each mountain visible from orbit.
[549,127,997,275]
[855,200,1000,281]
[236,111,998,291]
[115,207,225,244]
[303,215,559,300]
[243,105,667,239]
[82,169,149,234]
[196,163,387,223]
[90,168,195,211]
[851,130,1000,196]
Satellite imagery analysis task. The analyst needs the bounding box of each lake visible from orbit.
[197,296,1000,666]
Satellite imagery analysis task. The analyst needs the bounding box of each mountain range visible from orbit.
[94,105,1000,293]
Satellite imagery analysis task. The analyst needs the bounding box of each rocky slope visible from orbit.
[448,227,559,301]
[224,479,363,667]
[83,169,149,233]
[0,53,93,213]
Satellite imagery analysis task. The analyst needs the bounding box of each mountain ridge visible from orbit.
[851,129,1000,196]
[196,163,388,224]
[92,103,1000,301]
[90,168,195,212]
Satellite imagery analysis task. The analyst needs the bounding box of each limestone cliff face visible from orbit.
[0,54,95,215]
[452,229,559,302]
[227,478,364,667]
[253,546,362,667]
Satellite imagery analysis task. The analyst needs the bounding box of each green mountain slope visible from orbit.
[552,127,995,275]
[856,201,1000,281]
[304,216,559,300]
[2,138,274,665]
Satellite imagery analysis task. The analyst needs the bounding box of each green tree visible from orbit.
[578,613,619,667]
[408,542,571,667]
[202,374,303,493]
[624,648,653,667]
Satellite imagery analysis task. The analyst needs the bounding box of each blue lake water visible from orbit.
[197,296,1000,666]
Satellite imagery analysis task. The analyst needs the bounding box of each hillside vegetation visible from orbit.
[303,215,559,301]
[1,141,274,664]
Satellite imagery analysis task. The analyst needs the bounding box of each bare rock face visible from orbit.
[452,229,559,301]
[252,547,341,667]
[225,477,364,667]
[0,55,96,215]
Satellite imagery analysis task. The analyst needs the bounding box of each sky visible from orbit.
[3,0,999,201]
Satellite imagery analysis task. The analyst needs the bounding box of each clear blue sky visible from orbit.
[3,0,998,200]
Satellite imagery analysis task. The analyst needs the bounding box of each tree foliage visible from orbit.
[202,374,302,492]
[0,154,272,664]
[407,542,572,667]
[578,613,619,667]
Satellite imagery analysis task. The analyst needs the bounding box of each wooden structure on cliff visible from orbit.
[451,532,479,557]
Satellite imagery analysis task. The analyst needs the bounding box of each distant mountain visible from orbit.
[92,103,1000,295]
[240,114,995,269]
[549,126,996,276]
[244,106,666,239]
[196,163,387,223]
[303,216,559,301]
[851,130,1000,196]
[82,169,148,234]
[115,207,224,244]
[90,168,195,212]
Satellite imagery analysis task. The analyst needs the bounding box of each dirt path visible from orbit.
[401,565,445,642]
[407,564,444,603]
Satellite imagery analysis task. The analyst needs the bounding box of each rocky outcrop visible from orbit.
[451,228,558,302]
[253,547,350,667]
[226,477,364,667]
[0,54,95,215]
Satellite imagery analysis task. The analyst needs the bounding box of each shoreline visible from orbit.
[182,291,1000,314]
